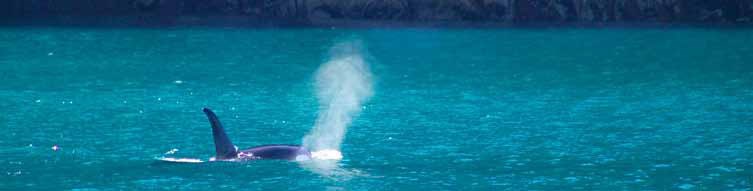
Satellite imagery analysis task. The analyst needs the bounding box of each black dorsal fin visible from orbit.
[202,108,238,159]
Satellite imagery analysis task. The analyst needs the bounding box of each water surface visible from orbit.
[1,27,752,190]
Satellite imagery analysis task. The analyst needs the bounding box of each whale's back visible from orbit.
[240,144,310,160]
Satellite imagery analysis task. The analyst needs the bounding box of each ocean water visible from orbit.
[1,27,752,190]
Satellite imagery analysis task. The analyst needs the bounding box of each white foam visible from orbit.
[157,157,204,163]
[311,149,343,160]
[164,148,179,155]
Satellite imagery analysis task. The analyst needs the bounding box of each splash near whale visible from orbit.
[303,40,374,160]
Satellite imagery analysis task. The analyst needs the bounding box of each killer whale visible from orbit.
[203,108,311,161]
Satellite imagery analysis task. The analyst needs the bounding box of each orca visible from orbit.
[202,108,311,161]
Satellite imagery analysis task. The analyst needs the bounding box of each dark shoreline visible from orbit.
[3,17,753,29]
[4,0,753,29]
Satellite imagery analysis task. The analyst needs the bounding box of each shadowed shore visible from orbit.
[2,0,753,27]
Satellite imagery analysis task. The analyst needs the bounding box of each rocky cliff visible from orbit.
[2,0,753,25]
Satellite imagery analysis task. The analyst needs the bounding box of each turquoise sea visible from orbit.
[1,27,752,190]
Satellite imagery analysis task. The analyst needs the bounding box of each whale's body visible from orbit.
[203,108,311,161]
